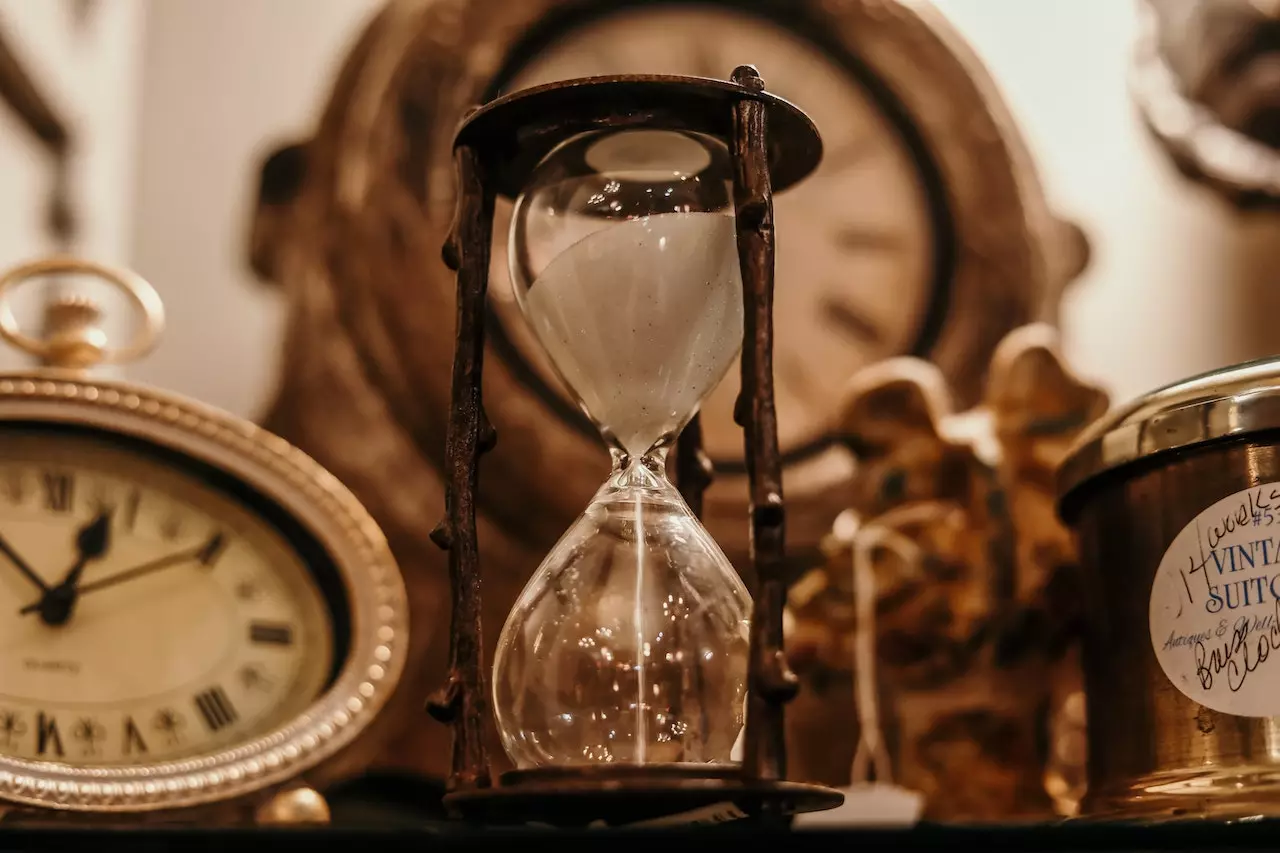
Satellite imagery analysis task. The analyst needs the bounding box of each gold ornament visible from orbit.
[786,323,1107,820]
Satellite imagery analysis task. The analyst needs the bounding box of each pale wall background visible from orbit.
[0,0,144,372]
[1,0,1278,416]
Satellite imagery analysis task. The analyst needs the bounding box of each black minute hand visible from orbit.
[19,542,207,614]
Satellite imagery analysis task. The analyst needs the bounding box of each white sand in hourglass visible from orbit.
[523,211,745,457]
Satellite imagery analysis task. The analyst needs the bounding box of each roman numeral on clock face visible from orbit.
[198,531,228,567]
[36,712,63,757]
[123,716,148,755]
[249,621,293,645]
[42,472,74,513]
[193,686,238,732]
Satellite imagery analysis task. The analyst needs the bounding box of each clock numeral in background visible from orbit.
[198,531,228,567]
[249,621,293,646]
[3,472,25,503]
[42,472,74,513]
[123,716,148,755]
[122,489,141,532]
[36,712,63,757]
[819,293,884,346]
[194,686,237,732]
[159,514,183,541]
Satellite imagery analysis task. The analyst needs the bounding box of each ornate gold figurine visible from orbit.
[785,324,1107,821]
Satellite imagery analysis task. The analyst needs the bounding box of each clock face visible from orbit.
[485,2,947,467]
[0,426,343,767]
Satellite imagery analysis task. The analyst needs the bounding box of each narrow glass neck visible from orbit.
[609,446,670,489]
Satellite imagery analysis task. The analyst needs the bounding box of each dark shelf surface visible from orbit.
[1,820,1280,853]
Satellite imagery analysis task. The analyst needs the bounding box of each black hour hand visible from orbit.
[64,510,112,587]
[23,509,113,626]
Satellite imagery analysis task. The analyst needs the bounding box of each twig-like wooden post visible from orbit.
[427,138,495,795]
[729,65,799,790]
[676,413,714,518]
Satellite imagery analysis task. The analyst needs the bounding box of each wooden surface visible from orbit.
[1,819,1279,850]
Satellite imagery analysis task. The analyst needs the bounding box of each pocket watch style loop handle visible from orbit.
[0,256,165,369]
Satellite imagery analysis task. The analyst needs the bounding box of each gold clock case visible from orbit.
[0,372,409,815]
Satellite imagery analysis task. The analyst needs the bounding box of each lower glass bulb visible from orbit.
[492,457,751,768]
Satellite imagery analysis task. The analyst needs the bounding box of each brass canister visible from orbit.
[1059,358,1280,819]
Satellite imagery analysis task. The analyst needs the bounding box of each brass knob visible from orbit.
[0,256,165,369]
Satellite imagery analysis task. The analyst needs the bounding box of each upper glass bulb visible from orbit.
[508,128,744,458]
[495,128,751,771]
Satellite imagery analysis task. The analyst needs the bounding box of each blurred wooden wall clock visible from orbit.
[0,258,408,823]
[256,0,1087,781]
[437,0,1089,566]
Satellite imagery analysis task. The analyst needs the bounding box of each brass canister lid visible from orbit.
[1057,356,1280,511]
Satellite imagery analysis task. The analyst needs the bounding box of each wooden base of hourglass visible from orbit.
[432,69,841,827]
[445,765,842,826]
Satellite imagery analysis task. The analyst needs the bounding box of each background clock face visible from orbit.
[485,2,948,467]
[0,427,343,766]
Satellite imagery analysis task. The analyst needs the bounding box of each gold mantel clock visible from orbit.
[0,258,407,822]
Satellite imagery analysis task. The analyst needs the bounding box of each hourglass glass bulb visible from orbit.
[508,128,744,457]
[494,128,751,770]
[493,453,751,768]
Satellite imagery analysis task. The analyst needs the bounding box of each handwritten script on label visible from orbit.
[1151,482,1280,716]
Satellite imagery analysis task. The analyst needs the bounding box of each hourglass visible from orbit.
[429,69,841,825]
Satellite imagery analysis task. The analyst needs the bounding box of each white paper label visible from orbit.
[792,784,923,828]
[1151,482,1280,716]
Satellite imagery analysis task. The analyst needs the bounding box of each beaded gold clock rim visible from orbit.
[0,373,409,813]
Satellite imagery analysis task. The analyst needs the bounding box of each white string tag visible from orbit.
[795,508,932,828]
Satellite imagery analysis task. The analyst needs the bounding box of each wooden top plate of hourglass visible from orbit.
[455,74,823,196]
[431,70,843,825]
[0,257,407,824]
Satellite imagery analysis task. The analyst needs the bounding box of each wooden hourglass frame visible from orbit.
[428,67,840,825]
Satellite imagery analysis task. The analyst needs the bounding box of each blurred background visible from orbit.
[1,0,1277,417]
[1,0,1280,818]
